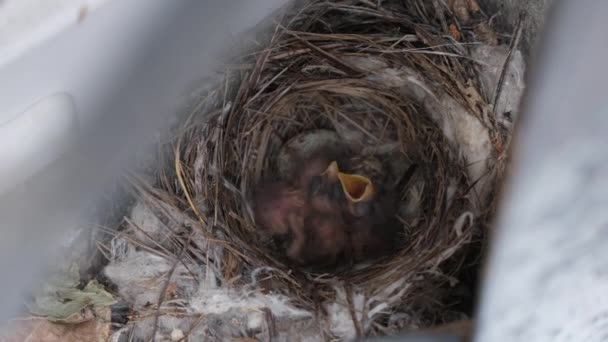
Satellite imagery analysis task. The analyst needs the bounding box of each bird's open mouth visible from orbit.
[337,172,374,203]
[321,160,375,203]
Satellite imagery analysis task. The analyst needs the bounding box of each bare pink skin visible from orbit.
[253,153,350,267]
[294,212,347,266]
[260,190,347,267]
[253,182,305,236]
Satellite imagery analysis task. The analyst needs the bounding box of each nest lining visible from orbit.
[108,0,518,339]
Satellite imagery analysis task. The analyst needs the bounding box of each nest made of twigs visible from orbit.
[140,0,508,332]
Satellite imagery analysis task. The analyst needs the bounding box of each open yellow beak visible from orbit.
[337,172,374,203]
[321,160,375,203]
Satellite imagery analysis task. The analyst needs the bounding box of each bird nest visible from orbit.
[119,0,517,338]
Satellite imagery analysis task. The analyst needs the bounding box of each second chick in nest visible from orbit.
[335,159,403,262]
[252,152,349,268]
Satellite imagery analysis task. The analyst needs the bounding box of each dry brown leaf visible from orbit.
[422,319,473,342]
[492,135,505,155]
[469,0,481,13]
[448,24,461,41]
[463,84,484,105]
[449,0,471,23]
[474,22,498,46]
[460,81,488,115]
[165,282,178,299]
[0,315,111,342]
[467,0,481,13]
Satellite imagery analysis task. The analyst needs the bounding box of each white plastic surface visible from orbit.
[0,0,178,194]
[0,93,77,194]
[0,0,109,68]
[0,0,286,322]
[0,0,286,196]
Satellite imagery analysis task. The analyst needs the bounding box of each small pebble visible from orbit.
[247,311,265,331]
[171,328,185,341]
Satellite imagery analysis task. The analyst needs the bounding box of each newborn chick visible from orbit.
[252,151,340,234]
[251,181,305,237]
[291,211,348,268]
[252,153,349,268]
[335,160,403,262]
[346,205,401,262]
[251,181,311,263]
[293,160,348,267]
[288,157,349,267]
[340,182,401,262]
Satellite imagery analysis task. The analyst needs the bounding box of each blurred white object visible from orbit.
[0,0,109,66]
[0,93,77,194]
[475,2,608,341]
[0,0,286,323]
[0,0,286,194]
[0,0,171,194]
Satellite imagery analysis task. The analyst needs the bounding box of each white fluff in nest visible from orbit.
[113,315,192,341]
[124,199,223,290]
[129,200,191,250]
[470,45,526,126]
[327,287,367,340]
[129,201,172,246]
[343,55,499,210]
[105,238,419,340]
[423,90,493,208]
[104,243,202,309]
[190,288,311,318]
[327,279,412,339]
[104,249,172,308]
[185,283,412,340]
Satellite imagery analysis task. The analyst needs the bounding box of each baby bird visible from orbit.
[334,156,403,262]
[252,152,349,268]
[346,202,401,262]
[252,180,305,238]
[293,211,347,268]
[297,160,349,267]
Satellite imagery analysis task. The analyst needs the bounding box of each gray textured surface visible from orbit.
[475,1,608,341]
[480,0,555,56]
